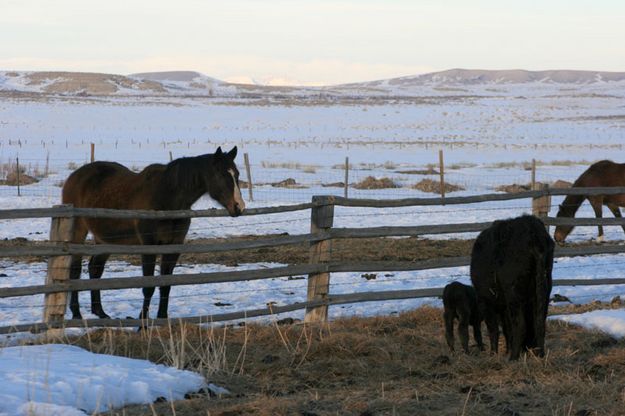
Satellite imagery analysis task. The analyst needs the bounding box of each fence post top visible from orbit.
[312,195,336,205]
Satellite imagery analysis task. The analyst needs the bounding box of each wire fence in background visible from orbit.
[0,148,587,202]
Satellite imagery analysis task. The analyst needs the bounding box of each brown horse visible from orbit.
[554,160,625,243]
[62,146,245,320]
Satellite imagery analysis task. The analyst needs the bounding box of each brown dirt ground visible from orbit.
[58,307,625,416]
[0,235,473,266]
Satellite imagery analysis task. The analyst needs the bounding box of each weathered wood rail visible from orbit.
[1,186,625,335]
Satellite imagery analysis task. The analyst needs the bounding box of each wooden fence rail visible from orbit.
[3,186,625,220]
[2,186,625,335]
[4,243,625,300]
[4,216,625,258]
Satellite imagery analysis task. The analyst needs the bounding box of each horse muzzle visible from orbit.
[228,202,244,217]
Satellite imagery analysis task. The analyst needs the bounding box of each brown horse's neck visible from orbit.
[156,155,213,209]
[557,194,585,219]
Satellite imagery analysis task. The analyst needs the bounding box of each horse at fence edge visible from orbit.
[554,160,625,243]
[61,146,245,320]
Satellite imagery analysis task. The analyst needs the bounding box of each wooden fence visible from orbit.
[2,186,625,335]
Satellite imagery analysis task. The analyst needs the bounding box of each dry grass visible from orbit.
[495,180,572,193]
[260,161,319,173]
[48,306,625,415]
[0,161,43,185]
[413,178,465,193]
[270,178,308,189]
[353,176,399,189]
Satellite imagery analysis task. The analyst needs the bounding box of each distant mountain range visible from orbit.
[1,68,624,98]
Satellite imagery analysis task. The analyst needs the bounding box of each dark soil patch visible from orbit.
[321,182,345,188]
[396,168,439,175]
[270,178,308,189]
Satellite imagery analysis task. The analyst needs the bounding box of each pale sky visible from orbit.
[1,0,624,85]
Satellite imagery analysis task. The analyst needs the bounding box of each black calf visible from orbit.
[442,281,484,353]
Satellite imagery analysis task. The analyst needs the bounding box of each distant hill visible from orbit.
[0,70,232,96]
[344,68,625,89]
[1,68,624,98]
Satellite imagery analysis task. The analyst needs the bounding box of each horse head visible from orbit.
[553,203,573,244]
[208,146,246,217]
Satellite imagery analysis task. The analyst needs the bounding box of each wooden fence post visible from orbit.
[45,151,50,177]
[244,152,254,202]
[344,157,349,198]
[531,159,551,229]
[305,196,335,323]
[16,157,21,197]
[43,204,75,337]
[90,143,95,163]
[439,150,445,201]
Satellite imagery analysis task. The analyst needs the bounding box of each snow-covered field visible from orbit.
[1,74,625,414]
[2,80,625,327]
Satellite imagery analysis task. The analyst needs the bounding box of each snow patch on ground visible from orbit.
[0,344,210,416]
[551,309,625,338]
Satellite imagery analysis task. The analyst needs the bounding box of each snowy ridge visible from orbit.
[3,68,625,98]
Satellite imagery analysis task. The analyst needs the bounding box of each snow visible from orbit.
[550,310,625,338]
[0,344,208,416]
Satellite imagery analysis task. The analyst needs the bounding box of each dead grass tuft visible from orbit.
[353,176,399,189]
[412,178,465,193]
[496,180,572,193]
[0,171,39,186]
[270,178,308,189]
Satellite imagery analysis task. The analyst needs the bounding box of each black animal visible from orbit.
[62,146,245,320]
[442,281,483,353]
[470,215,554,360]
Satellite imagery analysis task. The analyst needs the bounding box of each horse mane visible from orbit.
[146,155,214,208]
[161,155,211,190]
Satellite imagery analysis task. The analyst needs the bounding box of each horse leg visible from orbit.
[69,222,88,320]
[157,253,181,319]
[139,254,157,320]
[69,255,83,319]
[589,197,604,242]
[607,203,625,236]
[87,254,111,319]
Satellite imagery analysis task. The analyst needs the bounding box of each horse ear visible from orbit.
[215,146,223,156]
[228,146,238,160]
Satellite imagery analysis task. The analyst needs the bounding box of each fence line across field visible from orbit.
[1,186,625,336]
[3,186,625,220]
